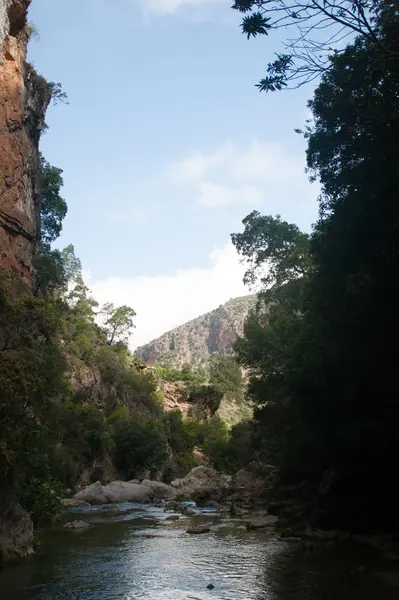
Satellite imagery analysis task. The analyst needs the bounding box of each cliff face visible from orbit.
[0,0,49,289]
[0,0,51,565]
[134,295,257,368]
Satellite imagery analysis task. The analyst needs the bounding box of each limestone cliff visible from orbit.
[0,0,50,288]
[134,295,257,369]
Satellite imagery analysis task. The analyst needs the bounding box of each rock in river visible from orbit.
[73,481,108,505]
[103,481,153,503]
[141,480,176,500]
[186,525,211,534]
[63,521,90,530]
[61,498,90,509]
[247,515,278,529]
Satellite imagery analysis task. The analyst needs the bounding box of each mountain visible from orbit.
[134,295,257,368]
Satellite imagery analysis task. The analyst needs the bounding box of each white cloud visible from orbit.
[198,182,264,208]
[88,243,247,350]
[142,0,222,15]
[167,140,313,211]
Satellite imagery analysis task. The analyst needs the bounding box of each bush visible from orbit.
[112,418,167,479]
[57,401,109,466]
[199,416,229,471]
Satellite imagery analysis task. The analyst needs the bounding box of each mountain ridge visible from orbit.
[134,294,257,369]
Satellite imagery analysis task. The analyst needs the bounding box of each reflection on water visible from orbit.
[0,503,398,600]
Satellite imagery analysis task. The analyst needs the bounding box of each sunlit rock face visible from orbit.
[134,295,257,368]
[0,0,50,289]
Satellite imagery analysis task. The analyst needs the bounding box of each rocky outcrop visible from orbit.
[134,295,257,368]
[171,466,230,502]
[102,481,153,503]
[141,479,176,500]
[0,0,50,288]
[72,480,154,505]
[230,462,278,501]
[0,492,34,564]
[61,498,89,509]
[73,481,108,505]
[161,381,190,414]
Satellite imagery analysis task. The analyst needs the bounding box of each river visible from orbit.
[1,503,398,600]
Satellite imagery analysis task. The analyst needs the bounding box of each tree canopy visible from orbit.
[232,0,398,91]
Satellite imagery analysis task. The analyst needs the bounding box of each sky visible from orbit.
[28,0,319,348]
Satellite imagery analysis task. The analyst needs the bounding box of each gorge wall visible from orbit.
[0,0,51,565]
[0,0,49,289]
[134,295,257,369]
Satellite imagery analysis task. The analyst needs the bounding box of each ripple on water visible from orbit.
[0,506,398,600]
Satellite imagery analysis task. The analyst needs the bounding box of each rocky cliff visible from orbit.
[0,0,50,565]
[134,295,257,368]
[0,0,50,289]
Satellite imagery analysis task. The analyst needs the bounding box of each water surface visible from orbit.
[1,503,398,600]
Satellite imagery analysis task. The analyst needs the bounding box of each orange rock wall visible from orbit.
[0,0,49,288]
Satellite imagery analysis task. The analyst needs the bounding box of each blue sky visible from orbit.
[28,0,319,347]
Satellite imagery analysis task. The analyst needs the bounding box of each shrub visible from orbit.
[112,418,167,479]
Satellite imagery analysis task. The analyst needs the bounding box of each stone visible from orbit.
[171,466,229,502]
[186,525,211,535]
[0,492,34,565]
[230,463,278,502]
[102,481,153,503]
[247,515,279,529]
[165,515,180,521]
[73,481,108,505]
[61,498,90,509]
[141,479,176,500]
[206,500,220,508]
[182,507,195,516]
[63,520,90,530]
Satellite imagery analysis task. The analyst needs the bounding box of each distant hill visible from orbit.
[134,295,257,369]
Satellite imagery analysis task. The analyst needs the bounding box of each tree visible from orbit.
[39,157,67,245]
[33,158,68,297]
[231,211,311,300]
[288,17,399,527]
[60,244,82,284]
[100,303,136,345]
[112,418,167,479]
[209,355,245,402]
[33,246,66,297]
[231,13,399,527]
[232,0,398,91]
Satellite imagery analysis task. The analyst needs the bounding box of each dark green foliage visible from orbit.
[230,7,399,530]
[112,418,167,479]
[188,384,223,416]
[33,158,67,297]
[231,211,311,294]
[199,416,229,471]
[157,363,203,384]
[163,410,198,456]
[57,400,109,465]
[0,286,67,521]
[39,157,67,245]
[33,246,66,298]
[209,355,244,401]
